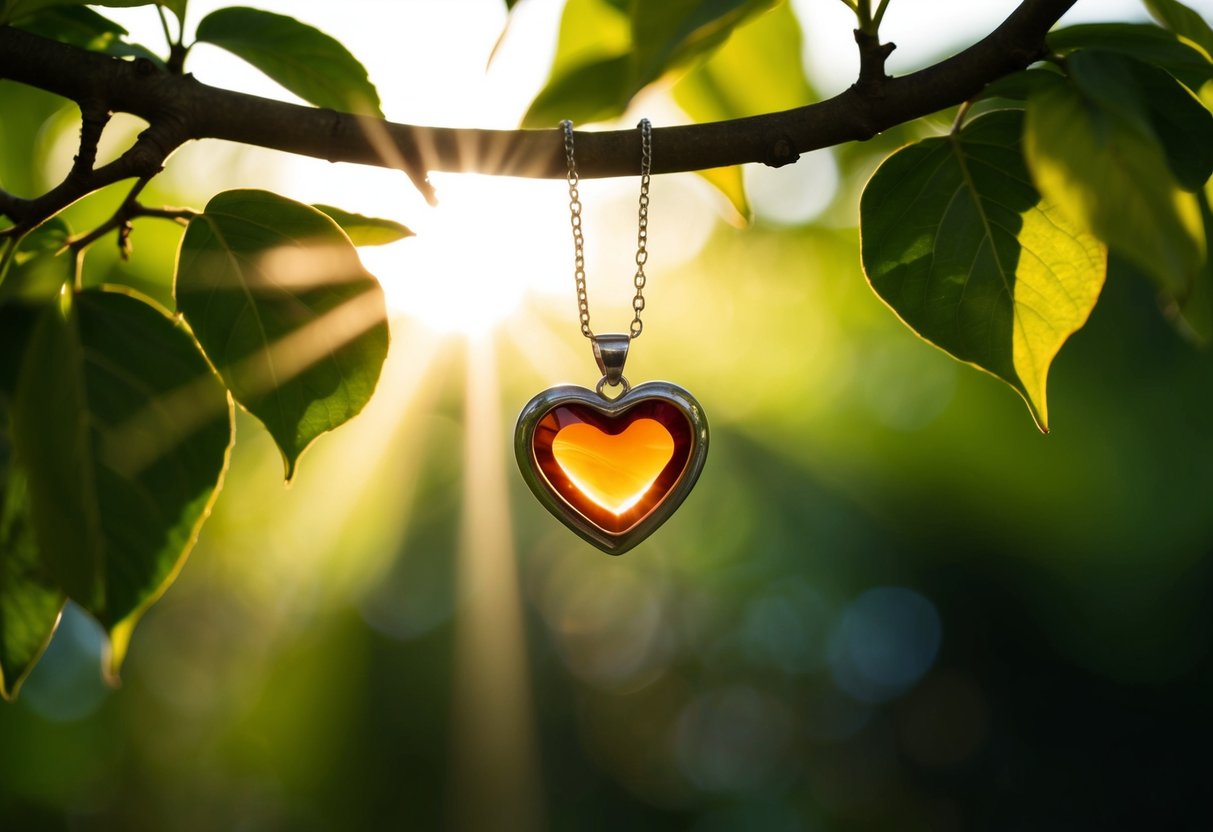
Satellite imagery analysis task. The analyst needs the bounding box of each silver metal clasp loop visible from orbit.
[592,333,630,396]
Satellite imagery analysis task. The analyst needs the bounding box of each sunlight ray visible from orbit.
[269,318,447,585]
[448,336,543,831]
[502,313,588,384]
[105,286,388,479]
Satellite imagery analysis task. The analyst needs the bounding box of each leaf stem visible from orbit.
[857,0,873,31]
[67,177,181,259]
[157,5,187,74]
[73,101,111,179]
[872,0,892,31]
[156,5,174,51]
[951,100,973,133]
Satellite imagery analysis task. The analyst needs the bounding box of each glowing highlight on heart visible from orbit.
[551,418,675,515]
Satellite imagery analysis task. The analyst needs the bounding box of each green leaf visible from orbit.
[194,7,383,117]
[1053,49,1213,190]
[313,205,414,247]
[1048,23,1213,91]
[548,0,631,79]
[11,289,233,675]
[1025,51,1205,301]
[159,0,186,22]
[175,189,389,479]
[1119,57,1213,191]
[522,54,633,128]
[1175,191,1213,343]
[13,5,168,65]
[629,0,778,88]
[861,110,1106,431]
[0,303,63,702]
[695,167,750,224]
[0,0,73,25]
[672,1,814,222]
[0,218,74,304]
[0,1,172,26]
[1144,0,1213,59]
[13,4,126,44]
[976,67,1065,103]
[520,0,631,126]
[523,0,777,127]
[0,441,64,702]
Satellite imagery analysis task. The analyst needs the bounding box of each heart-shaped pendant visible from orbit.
[515,378,708,555]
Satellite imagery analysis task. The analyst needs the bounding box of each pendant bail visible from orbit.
[592,333,630,392]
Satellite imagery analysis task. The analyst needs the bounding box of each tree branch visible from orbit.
[0,0,1073,213]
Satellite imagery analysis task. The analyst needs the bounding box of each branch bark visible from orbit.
[0,0,1074,213]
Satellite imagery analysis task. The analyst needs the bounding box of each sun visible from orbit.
[357,173,571,335]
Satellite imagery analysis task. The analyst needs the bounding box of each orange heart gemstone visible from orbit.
[531,399,695,535]
[552,418,675,515]
[516,381,708,553]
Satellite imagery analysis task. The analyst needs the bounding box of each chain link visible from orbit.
[561,118,652,340]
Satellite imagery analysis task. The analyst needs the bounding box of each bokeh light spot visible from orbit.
[828,586,942,703]
[674,686,797,793]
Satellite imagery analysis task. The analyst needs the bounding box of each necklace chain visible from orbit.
[562,118,652,340]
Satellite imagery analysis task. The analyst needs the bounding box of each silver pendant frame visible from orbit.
[514,380,709,555]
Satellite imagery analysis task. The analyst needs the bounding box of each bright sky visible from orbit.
[100,0,1210,334]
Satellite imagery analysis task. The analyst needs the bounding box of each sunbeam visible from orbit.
[359,172,569,335]
[448,336,543,831]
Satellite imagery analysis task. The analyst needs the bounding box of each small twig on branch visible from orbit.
[156,5,187,75]
[67,176,196,259]
[872,0,892,31]
[854,30,897,95]
[72,101,111,179]
[133,205,198,223]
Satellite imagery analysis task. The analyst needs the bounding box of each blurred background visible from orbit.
[3,0,1213,829]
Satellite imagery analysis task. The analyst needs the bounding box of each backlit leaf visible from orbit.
[0,303,63,702]
[176,189,390,479]
[1025,51,1205,301]
[0,218,74,304]
[672,1,814,223]
[13,5,126,45]
[548,0,631,79]
[11,289,233,675]
[975,67,1065,103]
[1175,192,1213,343]
[314,205,414,247]
[694,167,750,225]
[1048,23,1213,91]
[0,1,178,26]
[14,5,168,64]
[524,0,778,127]
[195,6,383,116]
[519,0,633,126]
[522,54,632,128]
[1114,56,1213,190]
[861,110,1106,431]
[0,451,63,702]
[159,0,185,21]
[629,0,778,88]
[1144,0,1213,59]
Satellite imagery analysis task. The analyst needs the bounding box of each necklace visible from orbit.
[514,119,709,555]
